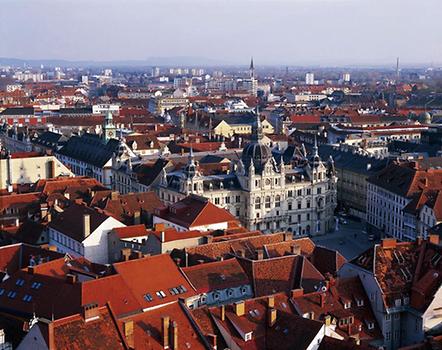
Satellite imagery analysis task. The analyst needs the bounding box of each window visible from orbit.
[225,196,230,204]
[7,291,17,299]
[16,279,25,287]
[297,189,302,196]
[298,201,302,210]
[31,282,42,290]
[255,197,261,210]
[23,294,33,302]
[307,189,311,195]
[288,190,293,197]
[275,195,281,208]
[288,202,292,211]
[385,314,391,321]
[307,201,311,209]
[144,293,153,302]
[236,195,241,203]
[317,187,322,194]
[214,198,220,205]
[265,196,271,209]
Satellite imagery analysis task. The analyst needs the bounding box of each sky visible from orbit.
[1,0,441,66]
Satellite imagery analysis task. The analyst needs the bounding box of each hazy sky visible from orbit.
[1,0,441,66]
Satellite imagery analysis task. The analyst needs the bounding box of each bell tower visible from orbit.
[103,110,116,141]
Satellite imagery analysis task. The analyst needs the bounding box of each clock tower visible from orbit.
[103,110,116,141]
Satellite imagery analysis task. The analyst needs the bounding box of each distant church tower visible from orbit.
[103,110,116,141]
[249,57,255,79]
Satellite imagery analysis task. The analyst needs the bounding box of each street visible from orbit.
[312,218,375,260]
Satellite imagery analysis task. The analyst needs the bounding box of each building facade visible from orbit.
[157,115,337,235]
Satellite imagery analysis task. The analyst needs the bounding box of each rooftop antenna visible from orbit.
[396,57,400,82]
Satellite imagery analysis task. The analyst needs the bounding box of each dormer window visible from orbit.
[356,298,364,307]
[344,301,351,309]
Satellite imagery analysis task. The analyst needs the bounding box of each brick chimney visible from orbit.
[170,321,178,350]
[234,301,245,316]
[291,245,301,255]
[121,248,131,262]
[83,214,91,238]
[82,303,100,321]
[111,191,119,200]
[428,235,440,246]
[162,316,170,349]
[291,288,304,298]
[220,305,225,321]
[320,293,326,308]
[267,308,277,328]
[133,210,141,225]
[207,333,217,350]
[66,273,77,284]
[123,320,134,348]
[381,238,397,249]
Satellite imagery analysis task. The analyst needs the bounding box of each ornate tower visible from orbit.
[103,110,116,141]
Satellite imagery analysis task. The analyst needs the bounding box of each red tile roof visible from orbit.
[182,258,250,293]
[113,225,147,239]
[113,254,195,309]
[155,194,238,229]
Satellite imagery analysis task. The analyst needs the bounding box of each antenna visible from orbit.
[396,57,400,82]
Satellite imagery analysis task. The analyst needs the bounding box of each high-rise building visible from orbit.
[305,72,315,85]
[342,73,351,82]
[151,66,160,77]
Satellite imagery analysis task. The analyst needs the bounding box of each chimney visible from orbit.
[283,232,292,241]
[268,296,275,308]
[429,235,440,246]
[206,235,213,244]
[267,308,277,328]
[256,249,264,260]
[83,214,91,238]
[82,303,100,321]
[234,301,245,317]
[66,274,77,284]
[291,245,301,255]
[291,288,304,298]
[123,320,134,348]
[160,231,166,243]
[162,316,170,349]
[381,238,397,249]
[121,248,131,262]
[324,315,331,327]
[320,293,326,308]
[170,321,178,350]
[133,210,141,225]
[155,223,166,232]
[111,191,119,200]
[207,333,217,350]
[220,305,225,321]
[40,203,48,218]
[28,266,35,275]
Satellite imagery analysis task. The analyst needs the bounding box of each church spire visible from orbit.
[252,106,263,141]
[249,57,255,78]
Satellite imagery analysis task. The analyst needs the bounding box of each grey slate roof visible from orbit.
[57,133,120,167]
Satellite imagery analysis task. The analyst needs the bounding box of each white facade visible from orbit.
[48,216,125,264]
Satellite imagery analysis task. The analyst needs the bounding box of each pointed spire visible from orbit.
[249,57,255,78]
[313,135,319,157]
[252,107,263,141]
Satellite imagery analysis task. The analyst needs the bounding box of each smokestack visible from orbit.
[234,301,245,317]
[207,334,217,350]
[267,308,277,328]
[170,321,178,350]
[123,320,134,348]
[83,214,91,238]
[220,305,225,321]
[162,316,170,349]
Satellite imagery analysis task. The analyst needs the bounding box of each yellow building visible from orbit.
[214,118,274,138]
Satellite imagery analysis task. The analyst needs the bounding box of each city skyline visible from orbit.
[1,0,441,66]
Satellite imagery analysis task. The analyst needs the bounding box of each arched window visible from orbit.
[275,195,281,208]
[265,196,271,209]
[255,197,261,210]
